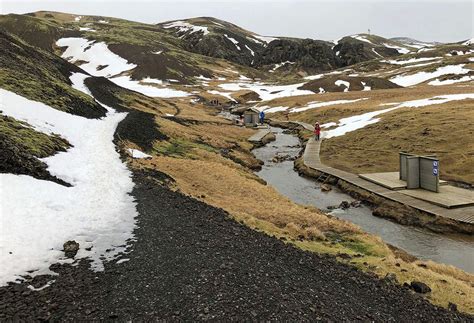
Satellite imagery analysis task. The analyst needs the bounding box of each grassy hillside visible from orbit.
[0,31,106,118]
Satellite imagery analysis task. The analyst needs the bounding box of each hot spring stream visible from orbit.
[252,127,474,273]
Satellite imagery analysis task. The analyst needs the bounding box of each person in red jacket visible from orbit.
[314,122,321,141]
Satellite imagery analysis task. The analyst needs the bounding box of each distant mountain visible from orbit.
[158,18,416,74]
[0,11,454,81]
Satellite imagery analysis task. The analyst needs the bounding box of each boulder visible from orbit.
[339,201,351,209]
[410,281,431,294]
[448,302,458,312]
[350,200,362,208]
[384,273,397,284]
[63,240,80,258]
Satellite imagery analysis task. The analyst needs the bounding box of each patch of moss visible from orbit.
[0,115,70,157]
[154,138,217,157]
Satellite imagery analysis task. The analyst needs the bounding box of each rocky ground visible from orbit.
[0,167,471,321]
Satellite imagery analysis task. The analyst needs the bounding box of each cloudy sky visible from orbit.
[2,0,472,42]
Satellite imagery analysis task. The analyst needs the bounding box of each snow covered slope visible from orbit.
[0,79,137,286]
[56,37,189,98]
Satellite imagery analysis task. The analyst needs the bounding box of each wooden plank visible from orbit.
[248,128,271,142]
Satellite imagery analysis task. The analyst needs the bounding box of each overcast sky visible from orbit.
[2,0,472,42]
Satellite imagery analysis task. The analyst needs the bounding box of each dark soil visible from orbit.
[0,167,471,321]
[114,109,168,152]
[107,43,212,83]
[84,76,133,113]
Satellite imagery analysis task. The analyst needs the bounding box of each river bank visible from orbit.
[252,127,474,274]
[268,119,474,235]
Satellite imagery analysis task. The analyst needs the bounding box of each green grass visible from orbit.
[154,138,218,157]
[0,115,70,157]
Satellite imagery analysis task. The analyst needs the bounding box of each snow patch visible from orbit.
[259,106,289,113]
[79,27,96,32]
[0,88,137,286]
[428,75,474,86]
[207,90,237,102]
[382,57,441,65]
[112,76,189,98]
[382,43,410,54]
[269,61,295,72]
[304,70,343,80]
[390,64,471,87]
[335,80,350,92]
[321,122,337,128]
[57,37,136,77]
[254,35,278,44]
[127,149,152,159]
[69,72,92,96]
[196,75,212,81]
[163,21,209,36]
[324,94,474,138]
[291,98,367,113]
[245,45,255,56]
[371,48,383,57]
[224,34,241,50]
[351,35,373,44]
[219,81,312,101]
[57,37,188,97]
[361,81,371,91]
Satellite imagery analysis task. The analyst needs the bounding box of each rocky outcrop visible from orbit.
[409,281,431,294]
[255,38,337,71]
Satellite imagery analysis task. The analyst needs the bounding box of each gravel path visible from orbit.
[0,168,471,321]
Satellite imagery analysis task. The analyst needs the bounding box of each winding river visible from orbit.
[253,127,474,273]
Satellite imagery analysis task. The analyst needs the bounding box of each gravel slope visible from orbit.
[0,167,471,321]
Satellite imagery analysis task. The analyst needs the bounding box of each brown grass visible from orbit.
[142,156,359,238]
[320,96,474,185]
[121,90,474,314]
[268,84,474,185]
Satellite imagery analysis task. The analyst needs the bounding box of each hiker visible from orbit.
[259,110,265,124]
[314,122,321,141]
[239,114,244,126]
[284,110,289,121]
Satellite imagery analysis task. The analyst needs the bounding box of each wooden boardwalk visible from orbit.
[248,127,272,143]
[303,137,474,225]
